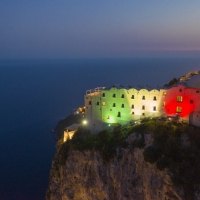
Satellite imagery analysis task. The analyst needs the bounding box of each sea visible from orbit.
[0,57,200,200]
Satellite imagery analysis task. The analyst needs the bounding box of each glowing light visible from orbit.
[83,120,87,125]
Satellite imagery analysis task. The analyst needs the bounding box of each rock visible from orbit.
[46,133,184,200]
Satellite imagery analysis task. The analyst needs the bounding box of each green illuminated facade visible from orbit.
[85,86,166,133]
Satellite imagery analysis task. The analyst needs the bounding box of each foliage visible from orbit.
[164,77,179,88]
[143,119,200,200]
[58,122,147,164]
[58,117,200,199]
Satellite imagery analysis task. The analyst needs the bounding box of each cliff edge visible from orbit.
[47,119,200,200]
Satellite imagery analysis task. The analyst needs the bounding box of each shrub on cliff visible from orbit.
[58,118,200,199]
[58,124,129,163]
[143,119,200,200]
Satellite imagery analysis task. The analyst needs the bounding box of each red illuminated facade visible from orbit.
[163,78,200,126]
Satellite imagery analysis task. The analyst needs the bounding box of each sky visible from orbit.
[1,1,200,59]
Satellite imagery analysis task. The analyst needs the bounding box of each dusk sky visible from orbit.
[1,1,200,59]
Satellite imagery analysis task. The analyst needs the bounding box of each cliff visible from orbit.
[46,133,184,200]
[47,119,200,200]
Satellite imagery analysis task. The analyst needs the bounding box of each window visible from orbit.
[176,106,182,113]
[89,101,91,105]
[121,94,124,98]
[153,96,157,101]
[162,102,166,106]
[113,103,116,107]
[190,100,194,104]
[131,105,134,109]
[102,93,105,97]
[131,95,134,99]
[142,96,145,100]
[179,89,182,92]
[177,96,183,102]
[142,105,145,110]
[102,102,106,106]
[113,94,116,98]
[132,112,134,115]
[121,104,124,108]
[117,112,121,117]
[96,102,99,105]
[153,106,156,111]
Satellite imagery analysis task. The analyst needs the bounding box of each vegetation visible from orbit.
[164,77,179,88]
[59,125,125,164]
[58,117,200,200]
[58,119,151,165]
[142,118,200,200]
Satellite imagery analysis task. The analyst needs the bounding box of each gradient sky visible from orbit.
[1,1,200,59]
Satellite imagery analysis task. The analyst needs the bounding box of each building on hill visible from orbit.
[84,85,167,133]
[84,73,200,133]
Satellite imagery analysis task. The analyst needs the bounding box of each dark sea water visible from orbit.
[0,57,200,200]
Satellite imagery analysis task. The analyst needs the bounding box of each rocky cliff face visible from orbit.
[46,133,187,200]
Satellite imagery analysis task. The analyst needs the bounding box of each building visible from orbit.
[84,73,200,133]
[63,123,81,142]
[163,74,200,125]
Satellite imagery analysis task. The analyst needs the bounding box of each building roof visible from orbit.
[65,123,80,131]
[105,84,162,91]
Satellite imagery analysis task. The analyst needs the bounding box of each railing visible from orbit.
[86,87,105,95]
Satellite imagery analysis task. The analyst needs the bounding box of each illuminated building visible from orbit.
[84,86,167,133]
[84,73,200,133]
[163,74,200,127]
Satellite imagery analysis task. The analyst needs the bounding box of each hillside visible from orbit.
[47,118,200,200]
